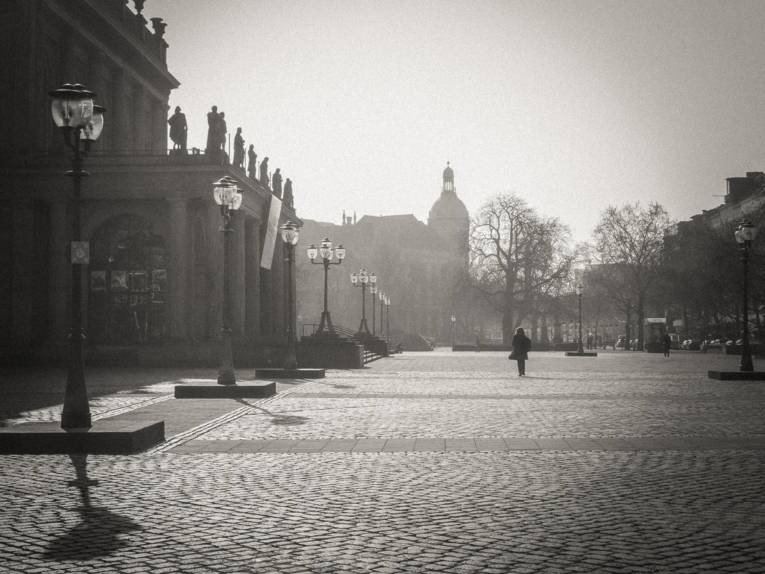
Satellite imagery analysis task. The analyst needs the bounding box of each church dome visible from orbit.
[429,191,469,221]
[428,162,469,222]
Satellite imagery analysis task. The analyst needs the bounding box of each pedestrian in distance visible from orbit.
[510,327,531,376]
[662,333,672,358]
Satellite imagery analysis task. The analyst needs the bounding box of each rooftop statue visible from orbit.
[259,156,269,188]
[272,168,282,198]
[247,145,257,180]
[167,106,187,151]
[205,106,220,154]
[233,127,245,169]
[283,178,294,209]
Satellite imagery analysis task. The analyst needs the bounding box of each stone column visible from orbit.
[272,238,285,342]
[153,99,169,153]
[207,202,223,339]
[11,200,35,350]
[47,198,70,349]
[167,199,188,339]
[113,69,131,152]
[245,217,261,341]
[132,84,145,152]
[231,210,246,336]
[259,219,273,337]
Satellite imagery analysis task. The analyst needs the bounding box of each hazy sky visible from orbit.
[144,0,765,240]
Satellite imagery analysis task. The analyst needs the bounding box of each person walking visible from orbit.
[662,333,672,358]
[511,327,532,376]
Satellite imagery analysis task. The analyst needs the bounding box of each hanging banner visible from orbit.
[260,194,283,269]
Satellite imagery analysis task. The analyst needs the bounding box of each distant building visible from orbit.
[0,0,298,365]
[678,172,765,232]
[297,164,470,343]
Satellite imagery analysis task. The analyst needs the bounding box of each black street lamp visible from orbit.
[370,282,378,335]
[281,220,300,370]
[735,220,758,372]
[576,283,584,354]
[49,83,106,430]
[212,176,242,385]
[378,290,386,340]
[306,238,346,335]
[385,294,391,344]
[351,269,375,335]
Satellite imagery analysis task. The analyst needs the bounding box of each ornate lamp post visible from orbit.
[576,283,584,354]
[378,291,386,340]
[351,269,375,335]
[212,176,242,385]
[385,295,391,344]
[735,220,757,372]
[306,238,346,335]
[370,282,378,335]
[450,314,456,348]
[280,220,300,369]
[50,83,106,429]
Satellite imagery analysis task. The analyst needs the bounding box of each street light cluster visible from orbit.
[306,238,346,335]
[305,241,391,342]
[350,269,390,339]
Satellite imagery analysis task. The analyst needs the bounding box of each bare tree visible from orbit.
[591,202,673,348]
[470,194,573,343]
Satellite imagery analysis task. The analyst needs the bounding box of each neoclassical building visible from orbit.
[296,164,470,344]
[0,0,298,365]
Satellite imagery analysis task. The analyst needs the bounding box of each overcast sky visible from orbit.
[144,0,765,241]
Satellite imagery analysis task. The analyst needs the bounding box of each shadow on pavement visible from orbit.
[43,454,142,562]
[0,366,216,426]
[235,398,309,426]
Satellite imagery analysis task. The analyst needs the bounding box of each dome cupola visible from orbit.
[442,162,454,192]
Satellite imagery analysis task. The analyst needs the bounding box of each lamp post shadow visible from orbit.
[44,454,142,562]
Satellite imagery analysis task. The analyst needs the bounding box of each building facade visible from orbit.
[0,0,299,365]
[296,164,470,344]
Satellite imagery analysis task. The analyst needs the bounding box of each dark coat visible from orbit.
[512,334,531,360]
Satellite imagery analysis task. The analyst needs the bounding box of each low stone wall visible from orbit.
[297,337,364,369]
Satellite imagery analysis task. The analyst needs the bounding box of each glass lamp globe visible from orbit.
[319,238,332,259]
[307,244,318,260]
[280,220,300,245]
[213,176,237,206]
[49,83,94,129]
[335,245,346,260]
[737,221,757,243]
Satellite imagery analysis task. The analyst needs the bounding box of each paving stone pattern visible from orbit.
[1,350,764,573]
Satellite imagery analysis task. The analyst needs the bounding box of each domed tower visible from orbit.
[428,162,469,263]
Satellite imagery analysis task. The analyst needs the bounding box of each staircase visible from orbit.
[331,325,389,364]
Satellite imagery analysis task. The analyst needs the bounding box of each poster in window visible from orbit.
[151,269,167,292]
[111,270,128,291]
[129,271,147,292]
[90,270,107,291]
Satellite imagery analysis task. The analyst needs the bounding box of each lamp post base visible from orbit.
[217,370,236,385]
[176,380,276,398]
[255,368,325,379]
[707,370,765,380]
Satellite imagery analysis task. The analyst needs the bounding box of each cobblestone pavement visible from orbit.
[1,350,765,573]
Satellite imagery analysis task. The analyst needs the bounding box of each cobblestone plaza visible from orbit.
[2,350,765,573]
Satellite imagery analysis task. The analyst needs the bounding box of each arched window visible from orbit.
[88,214,167,344]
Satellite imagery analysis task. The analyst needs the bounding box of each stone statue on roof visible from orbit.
[272,168,282,198]
[233,127,245,168]
[247,145,256,180]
